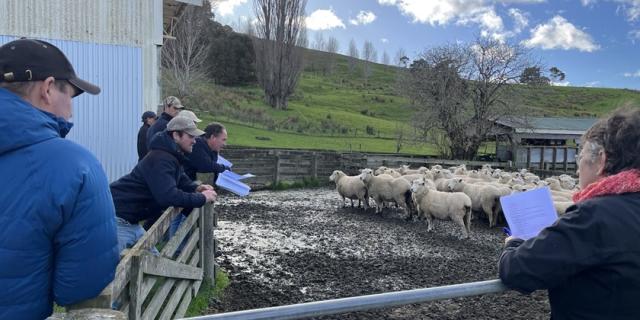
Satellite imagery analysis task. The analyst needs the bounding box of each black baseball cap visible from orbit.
[141,111,157,122]
[0,38,100,97]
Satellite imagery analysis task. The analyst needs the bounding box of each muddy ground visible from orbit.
[206,187,550,319]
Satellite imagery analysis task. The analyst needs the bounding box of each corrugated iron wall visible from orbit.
[0,36,142,182]
[0,0,164,181]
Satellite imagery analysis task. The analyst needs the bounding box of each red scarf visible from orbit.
[573,169,640,203]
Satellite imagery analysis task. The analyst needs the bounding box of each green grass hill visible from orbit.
[177,47,640,156]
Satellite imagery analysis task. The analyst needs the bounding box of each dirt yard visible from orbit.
[206,187,550,319]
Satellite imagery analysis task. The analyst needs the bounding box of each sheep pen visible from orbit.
[207,187,551,319]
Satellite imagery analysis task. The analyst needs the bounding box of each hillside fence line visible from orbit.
[219,146,578,188]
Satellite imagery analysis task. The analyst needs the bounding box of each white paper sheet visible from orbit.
[499,187,558,240]
[216,155,232,168]
[216,171,251,196]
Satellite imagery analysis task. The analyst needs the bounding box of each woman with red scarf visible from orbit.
[499,108,640,320]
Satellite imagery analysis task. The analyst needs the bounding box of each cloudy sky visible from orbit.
[214,0,640,90]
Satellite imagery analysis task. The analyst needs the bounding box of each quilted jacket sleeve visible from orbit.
[53,156,119,306]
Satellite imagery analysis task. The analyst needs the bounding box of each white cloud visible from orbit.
[623,70,640,77]
[522,16,600,52]
[551,81,571,86]
[376,0,533,41]
[614,0,640,21]
[306,9,346,31]
[381,38,389,43]
[508,8,529,33]
[630,29,640,42]
[216,0,248,17]
[350,11,377,25]
[584,81,600,87]
[377,0,488,26]
[581,0,598,5]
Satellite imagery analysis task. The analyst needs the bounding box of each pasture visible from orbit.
[208,187,550,319]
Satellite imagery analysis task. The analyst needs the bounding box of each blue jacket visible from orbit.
[183,137,228,182]
[110,131,207,224]
[0,89,119,319]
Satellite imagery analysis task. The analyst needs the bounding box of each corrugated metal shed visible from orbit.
[0,0,203,181]
[496,117,598,135]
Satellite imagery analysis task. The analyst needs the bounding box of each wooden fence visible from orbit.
[55,203,217,320]
[216,147,579,189]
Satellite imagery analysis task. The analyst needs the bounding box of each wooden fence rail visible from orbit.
[52,203,217,320]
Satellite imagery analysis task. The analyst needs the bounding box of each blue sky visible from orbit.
[213,0,640,90]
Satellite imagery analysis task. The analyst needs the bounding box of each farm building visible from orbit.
[0,0,202,181]
[493,116,598,169]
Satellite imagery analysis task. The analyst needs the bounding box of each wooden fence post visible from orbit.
[311,152,318,179]
[202,203,215,284]
[128,254,143,320]
[274,151,281,185]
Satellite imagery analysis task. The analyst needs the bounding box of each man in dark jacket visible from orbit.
[0,39,118,319]
[137,110,156,161]
[184,122,229,183]
[146,95,184,147]
[111,116,217,253]
[171,122,230,237]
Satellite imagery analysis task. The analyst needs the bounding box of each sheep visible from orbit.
[410,178,472,238]
[554,201,575,216]
[329,170,369,209]
[399,165,428,175]
[453,164,468,176]
[360,169,414,217]
[447,178,503,228]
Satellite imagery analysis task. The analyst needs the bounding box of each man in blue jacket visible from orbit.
[0,39,119,319]
[110,116,217,253]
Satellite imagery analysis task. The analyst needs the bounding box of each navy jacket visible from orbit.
[499,192,640,319]
[137,123,150,161]
[183,137,228,182]
[146,112,172,148]
[0,89,119,319]
[111,131,206,224]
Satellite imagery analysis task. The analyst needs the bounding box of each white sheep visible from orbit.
[447,178,503,227]
[329,170,369,209]
[411,178,472,238]
[360,168,414,217]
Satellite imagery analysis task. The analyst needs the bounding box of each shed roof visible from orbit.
[496,117,598,135]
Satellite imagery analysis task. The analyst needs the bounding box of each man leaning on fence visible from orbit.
[0,39,119,319]
[110,116,217,253]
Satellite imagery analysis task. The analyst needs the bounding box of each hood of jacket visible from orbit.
[0,88,73,155]
[148,130,188,163]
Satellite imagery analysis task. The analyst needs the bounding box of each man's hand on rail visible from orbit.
[196,184,214,192]
[202,189,217,203]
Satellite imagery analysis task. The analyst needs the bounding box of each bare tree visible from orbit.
[162,4,212,97]
[253,0,307,109]
[348,38,359,73]
[324,36,340,74]
[402,39,534,159]
[313,32,326,50]
[394,48,407,66]
[362,40,375,83]
[382,50,390,65]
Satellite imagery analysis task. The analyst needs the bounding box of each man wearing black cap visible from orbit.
[137,110,157,161]
[110,116,217,253]
[0,39,118,319]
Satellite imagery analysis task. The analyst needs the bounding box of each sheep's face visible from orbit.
[374,166,387,175]
[447,178,463,192]
[410,178,425,193]
[329,170,340,182]
[360,169,373,182]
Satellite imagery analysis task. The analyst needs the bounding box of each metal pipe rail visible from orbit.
[182,279,509,320]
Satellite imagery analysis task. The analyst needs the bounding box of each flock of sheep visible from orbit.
[329,164,578,238]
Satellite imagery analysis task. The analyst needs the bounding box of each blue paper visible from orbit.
[216,171,251,196]
[499,187,558,240]
[217,155,232,168]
